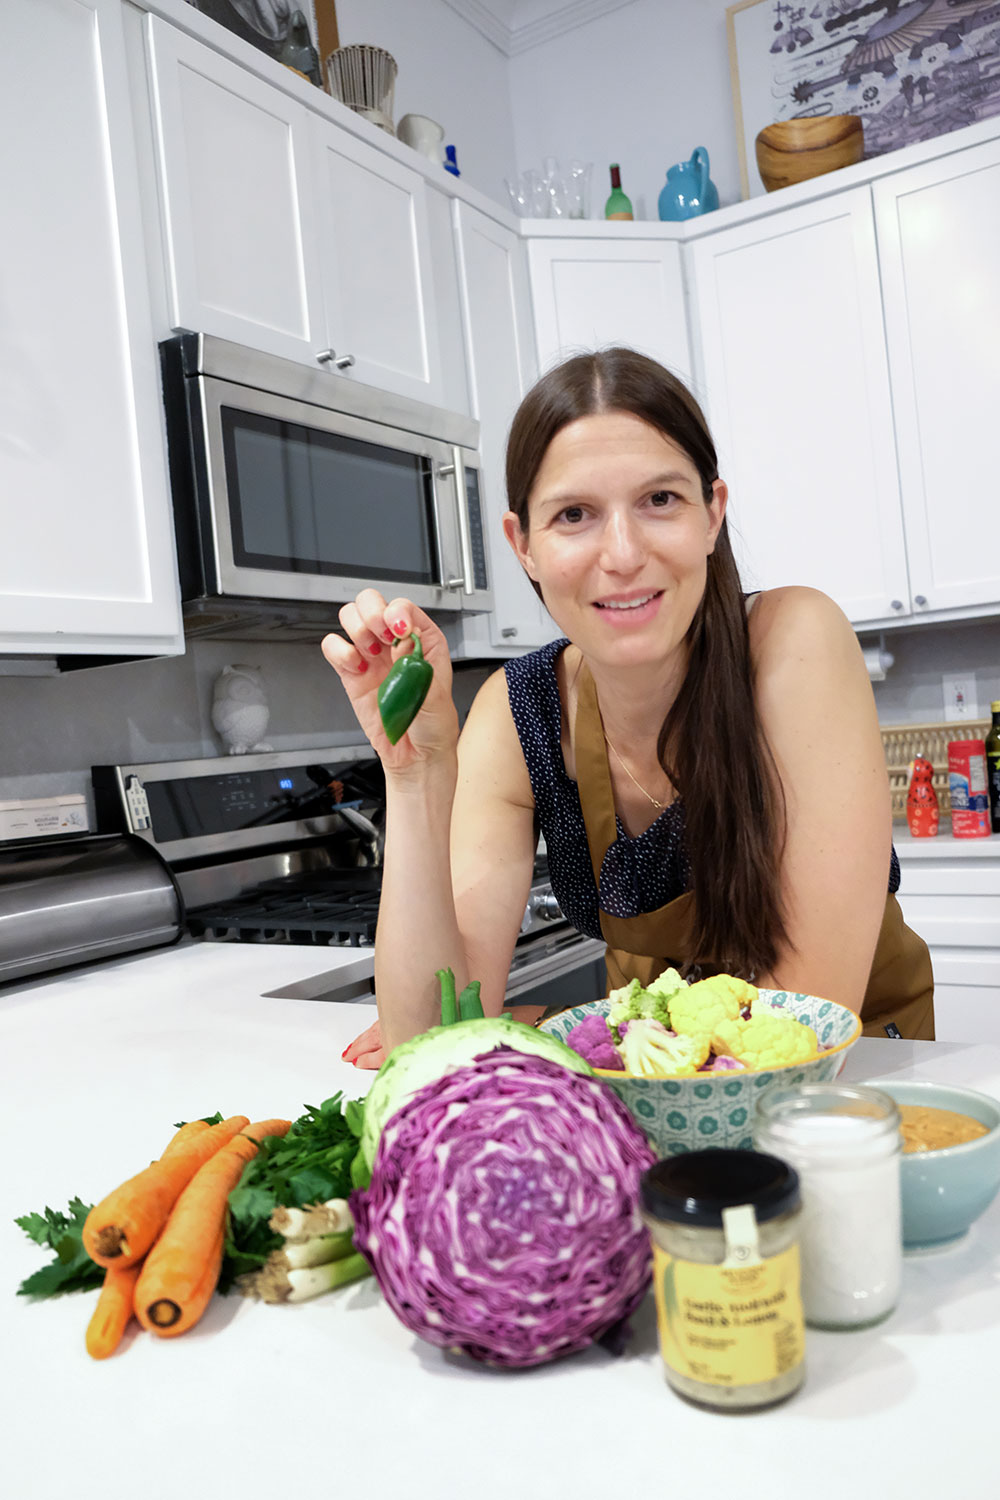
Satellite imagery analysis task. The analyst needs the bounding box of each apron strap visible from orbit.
[574,666,620,891]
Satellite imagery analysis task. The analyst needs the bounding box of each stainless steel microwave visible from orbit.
[160,333,492,635]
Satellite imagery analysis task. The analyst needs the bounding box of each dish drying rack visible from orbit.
[324,44,397,135]
[882,719,991,821]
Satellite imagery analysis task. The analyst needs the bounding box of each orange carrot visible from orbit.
[83,1114,250,1269]
[85,1261,142,1360]
[134,1119,292,1337]
[160,1120,211,1157]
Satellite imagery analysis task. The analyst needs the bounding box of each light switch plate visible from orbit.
[943,673,979,722]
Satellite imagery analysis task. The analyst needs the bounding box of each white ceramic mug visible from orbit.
[397,113,445,164]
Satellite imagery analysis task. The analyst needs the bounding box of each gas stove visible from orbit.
[90,747,592,998]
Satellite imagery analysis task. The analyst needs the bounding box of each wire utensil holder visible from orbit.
[325,44,397,135]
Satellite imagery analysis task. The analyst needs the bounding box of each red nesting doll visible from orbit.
[906,754,939,837]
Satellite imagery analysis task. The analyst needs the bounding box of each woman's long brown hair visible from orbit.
[505,348,788,978]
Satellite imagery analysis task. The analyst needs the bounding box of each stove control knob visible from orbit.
[532,892,563,922]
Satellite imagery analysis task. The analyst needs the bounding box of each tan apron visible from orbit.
[573,666,935,1040]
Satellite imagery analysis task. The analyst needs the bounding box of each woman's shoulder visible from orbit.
[747,586,855,665]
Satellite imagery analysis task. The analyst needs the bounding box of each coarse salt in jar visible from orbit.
[754,1082,902,1331]
[639,1149,805,1411]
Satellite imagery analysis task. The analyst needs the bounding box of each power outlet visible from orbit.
[943,673,979,722]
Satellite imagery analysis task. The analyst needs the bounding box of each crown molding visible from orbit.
[442,0,637,57]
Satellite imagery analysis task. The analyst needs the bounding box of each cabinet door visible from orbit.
[527,239,692,389]
[874,137,1000,614]
[453,205,553,651]
[146,17,324,364]
[311,118,444,405]
[0,0,181,655]
[687,188,910,626]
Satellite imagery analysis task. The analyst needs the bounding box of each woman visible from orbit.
[323,349,933,1069]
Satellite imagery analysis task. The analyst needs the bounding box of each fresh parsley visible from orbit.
[15,1198,104,1299]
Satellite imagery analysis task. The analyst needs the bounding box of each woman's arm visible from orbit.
[748,587,891,1010]
[323,594,537,1056]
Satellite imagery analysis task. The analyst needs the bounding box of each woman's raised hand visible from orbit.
[321,591,459,770]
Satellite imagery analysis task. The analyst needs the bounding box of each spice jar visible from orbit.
[754,1083,901,1331]
[639,1149,805,1411]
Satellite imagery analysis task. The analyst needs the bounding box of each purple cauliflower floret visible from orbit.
[565,1014,625,1071]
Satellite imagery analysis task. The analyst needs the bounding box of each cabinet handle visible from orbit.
[890,599,904,611]
[913,594,928,607]
[501,627,518,639]
[316,349,356,370]
[445,575,466,590]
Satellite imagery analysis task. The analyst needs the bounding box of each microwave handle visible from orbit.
[437,449,473,596]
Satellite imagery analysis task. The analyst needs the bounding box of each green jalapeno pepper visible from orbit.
[377,632,433,745]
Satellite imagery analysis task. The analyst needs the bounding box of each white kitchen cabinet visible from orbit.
[686,187,911,625]
[145,17,450,407]
[894,837,1000,1044]
[309,117,447,406]
[146,16,324,364]
[450,204,555,654]
[873,136,1000,615]
[0,0,181,658]
[527,238,692,390]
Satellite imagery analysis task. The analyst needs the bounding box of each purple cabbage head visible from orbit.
[350,1047,655,1368]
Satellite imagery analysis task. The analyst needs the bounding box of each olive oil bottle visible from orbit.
[605,164,634,220]
[986,699,1000,833]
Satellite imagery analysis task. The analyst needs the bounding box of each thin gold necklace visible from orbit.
[604,733,667,811]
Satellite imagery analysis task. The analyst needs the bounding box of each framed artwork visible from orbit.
[185,2,340,85]
[727,1,1000,200]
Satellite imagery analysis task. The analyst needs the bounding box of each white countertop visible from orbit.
[3,940,998,1500]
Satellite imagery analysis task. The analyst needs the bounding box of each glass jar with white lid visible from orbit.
[754,1082,902,1331]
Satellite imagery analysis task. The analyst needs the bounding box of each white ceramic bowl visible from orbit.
[540,989,862,1156]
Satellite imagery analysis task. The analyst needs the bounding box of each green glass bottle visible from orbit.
[986,699,1000,833]
[605,163,633,221]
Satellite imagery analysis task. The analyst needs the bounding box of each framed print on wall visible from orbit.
[727,0,1000,201]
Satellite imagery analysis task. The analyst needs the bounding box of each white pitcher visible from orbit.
[397,113,445,165]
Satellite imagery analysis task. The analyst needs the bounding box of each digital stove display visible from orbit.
[143,765,338,843]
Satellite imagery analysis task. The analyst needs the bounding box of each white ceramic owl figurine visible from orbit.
[211,665,273,755]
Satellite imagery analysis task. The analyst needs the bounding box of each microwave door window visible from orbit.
[220,409,437,585]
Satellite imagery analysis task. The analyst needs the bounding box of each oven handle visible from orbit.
[503,935,606,1000]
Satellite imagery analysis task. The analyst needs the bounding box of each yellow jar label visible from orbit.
[651,1242,805,1389]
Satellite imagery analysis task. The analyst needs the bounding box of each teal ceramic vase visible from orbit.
[658,147,719,221]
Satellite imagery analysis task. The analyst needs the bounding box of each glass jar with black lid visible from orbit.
[640,1149,806,1411]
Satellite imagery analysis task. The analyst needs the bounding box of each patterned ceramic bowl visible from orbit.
[539,990,862,1157]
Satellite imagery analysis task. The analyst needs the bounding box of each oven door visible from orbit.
[194,376,470,613]
[504,928,607,1011]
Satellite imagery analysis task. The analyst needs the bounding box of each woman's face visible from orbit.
[503,411,727,672]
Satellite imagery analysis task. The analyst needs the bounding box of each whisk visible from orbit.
[325,44,398,135]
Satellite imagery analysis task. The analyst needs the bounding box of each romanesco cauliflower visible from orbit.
[620,1019,710,1078]
[712,1014,819,1070]
[667,974,756,1041]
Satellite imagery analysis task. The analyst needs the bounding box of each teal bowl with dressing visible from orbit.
[865,1079,1000,1247]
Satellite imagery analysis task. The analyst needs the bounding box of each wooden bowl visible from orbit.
[755,114,864,193]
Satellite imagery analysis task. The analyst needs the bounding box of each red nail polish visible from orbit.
[381,628,395,644]
[392,620,408,637]
[341,1044,352,1059]
[356,659,369,674]
[368,641,383,655]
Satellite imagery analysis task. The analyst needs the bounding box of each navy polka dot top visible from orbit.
[504,638,900,943]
